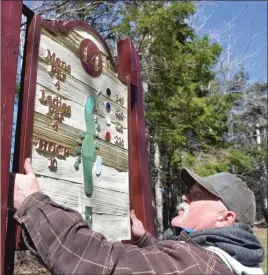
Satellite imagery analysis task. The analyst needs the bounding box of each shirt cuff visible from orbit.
[134,231,156,247]
[14,192,50,224]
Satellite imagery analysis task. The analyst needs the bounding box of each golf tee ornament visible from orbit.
[74,96,96,197]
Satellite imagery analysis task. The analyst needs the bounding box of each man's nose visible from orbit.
[182,195,190,204]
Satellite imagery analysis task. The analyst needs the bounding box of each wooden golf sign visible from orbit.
[29,22,130,240]
[2,5,154,273]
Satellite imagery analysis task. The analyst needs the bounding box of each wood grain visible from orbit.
[32,144,129,189]
[29,26,131,241]
[2,0,24,268]
[36,62,128,116]
[38,30,128,108]
[37,176,130,241]
[32,113,128,171]
[34,85,128,148]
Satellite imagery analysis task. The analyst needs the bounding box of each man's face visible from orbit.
[171,183,229,230]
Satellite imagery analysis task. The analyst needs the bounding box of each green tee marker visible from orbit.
[74,96,96,197]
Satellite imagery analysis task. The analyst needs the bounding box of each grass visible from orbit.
[254,227,267,274]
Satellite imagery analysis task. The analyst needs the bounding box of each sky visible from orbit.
[191,1,267,82]
[24,1,267,82]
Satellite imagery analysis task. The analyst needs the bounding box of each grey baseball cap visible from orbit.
[181,168,256,226]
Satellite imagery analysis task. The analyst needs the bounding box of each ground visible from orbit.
[14,250,49,274]
[254,227,268,274]
[14,228,267,274]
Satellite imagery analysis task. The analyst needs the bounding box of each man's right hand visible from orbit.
[13,158,40,210]
[130,210,145,238]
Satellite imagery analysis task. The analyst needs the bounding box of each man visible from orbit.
[12,158,264,275]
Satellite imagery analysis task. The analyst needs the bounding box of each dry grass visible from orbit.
[14,251,50,274]
[254,227,268,274]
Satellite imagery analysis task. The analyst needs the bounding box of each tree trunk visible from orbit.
[256,125,268,223]
[261,160,268,222]
[154,142,164,240]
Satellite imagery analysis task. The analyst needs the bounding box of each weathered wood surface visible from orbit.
[37,176,130,241]
[38,29,128,108]
[36,63,128,122]
[32,144,129,188]
[34,84,128,148]
[32,121,128,172]
[40,27,119,78]
[30,26,130,241]
[2,1,24,270]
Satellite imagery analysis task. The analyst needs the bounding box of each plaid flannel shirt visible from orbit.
[14,192,233,275]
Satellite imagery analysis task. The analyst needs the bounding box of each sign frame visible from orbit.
[14,15,155,248]
[1,1,24,273]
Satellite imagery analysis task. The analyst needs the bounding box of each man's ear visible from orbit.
[215,211,236,227]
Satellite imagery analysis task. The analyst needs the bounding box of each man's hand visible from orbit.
[13,158,40,210]
[130,210,145,238]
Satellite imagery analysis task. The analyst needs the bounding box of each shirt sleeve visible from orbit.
[14,192,234,275]
[134,231,158,248]
[14,192,133,275]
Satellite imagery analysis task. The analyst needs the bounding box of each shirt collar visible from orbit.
[174,226,195,235]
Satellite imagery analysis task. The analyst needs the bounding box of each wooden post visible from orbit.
[118,38,155,237]
[1,0,23,273]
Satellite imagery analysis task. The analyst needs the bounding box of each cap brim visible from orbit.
[181,168,220,198]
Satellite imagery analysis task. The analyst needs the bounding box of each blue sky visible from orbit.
[191,1,267,82]
[24,1,267,82]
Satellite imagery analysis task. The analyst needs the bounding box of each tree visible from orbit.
[27,1,128,51]
[114,1,241,231]
[230,82,267,222]
[189,1,267,94]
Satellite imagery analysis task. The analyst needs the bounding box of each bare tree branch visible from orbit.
[138,32,148,53]
[54,1,117,20]
[31,1,46,11]
[38,0,70,16]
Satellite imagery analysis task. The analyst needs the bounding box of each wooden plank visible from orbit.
[32,145,129,191]
[36,62,128,115]
[18,15,42,172]
[92,214,130,241]
[1,1,23,272]
[38,176,129,214]
[40,27,120,84]
[32,117,128,172]
[118,38,155,237]
[32,138,128,172]
[14,15,42,251]
[32,25,131,243]
[38,31,128,108]
[17,20,133,244]
[37,176,130,241]
[33,85,128,148]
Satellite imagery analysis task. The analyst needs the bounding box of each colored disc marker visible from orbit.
[105,131,111,141]
[106,88,111,96]
[105,102,111,111]
[95,155,102,176]
[106,117,111,126]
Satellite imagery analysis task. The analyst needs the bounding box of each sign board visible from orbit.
[15,17,154,243]
[33,23,130,240]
